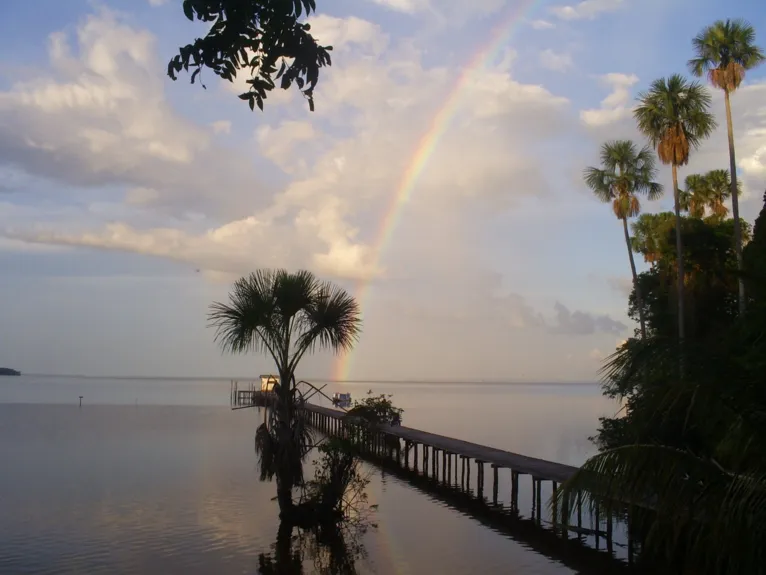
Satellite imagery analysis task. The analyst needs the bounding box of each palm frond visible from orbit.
[689,19,765,92]
[634,75,717,166]
[291,282,361,372]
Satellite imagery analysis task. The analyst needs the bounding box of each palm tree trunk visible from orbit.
[725,88,746,314]
[672,163,685,342]
[276,367,295,518]
[623,216,647,340]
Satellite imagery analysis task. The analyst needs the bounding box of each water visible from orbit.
[0,376,620,574]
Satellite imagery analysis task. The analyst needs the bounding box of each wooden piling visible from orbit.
[511,470,519,512]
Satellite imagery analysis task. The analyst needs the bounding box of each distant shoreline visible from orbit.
[0,368,21,376]
[10,373,598,385]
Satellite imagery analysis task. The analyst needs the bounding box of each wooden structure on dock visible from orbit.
[303,403,631,565]
[230,376,279,407]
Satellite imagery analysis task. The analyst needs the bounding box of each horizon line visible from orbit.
[14,373,599,385]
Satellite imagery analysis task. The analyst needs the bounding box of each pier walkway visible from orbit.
[305,404,578,483]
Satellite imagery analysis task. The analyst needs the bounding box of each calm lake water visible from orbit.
[0,376,620,574]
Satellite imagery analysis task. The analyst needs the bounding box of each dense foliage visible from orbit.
[168,0,332,111]
[556,198,766,573]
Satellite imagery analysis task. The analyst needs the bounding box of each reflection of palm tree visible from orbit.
[209,270,361,517]
[634,75,716,341]
[689,19,765,313]
[584,140,662,340]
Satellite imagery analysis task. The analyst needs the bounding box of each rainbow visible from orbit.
[333,1,542,382]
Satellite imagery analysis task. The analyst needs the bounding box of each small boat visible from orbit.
[331,392,352,407]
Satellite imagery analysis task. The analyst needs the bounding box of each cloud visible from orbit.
[580,72,638,127]
[549,0,625,20]
[588,347,604,361]
[530,19,556,30]
[539,49,573,72]
[210,121,231,135]
[550,302,628,335]
[2,12,574,282]
[148,0,167,5]
[367,0,427,13]
[0,9,274,219]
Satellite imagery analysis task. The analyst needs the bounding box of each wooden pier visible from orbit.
[302,403,634,567]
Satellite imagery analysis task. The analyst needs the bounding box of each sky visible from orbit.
[0,0,765,382]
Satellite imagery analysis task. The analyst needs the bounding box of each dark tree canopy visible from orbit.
[168,0,333,111]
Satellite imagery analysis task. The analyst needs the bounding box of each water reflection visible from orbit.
[257,516,369,575]
[0,384,615,574]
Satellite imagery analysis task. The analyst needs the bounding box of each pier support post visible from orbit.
[414,443,419,471]
[511,471,519,512]
[552,481,558,530]
[534,478,542,524]
[492,465,499,505]
[606,506,613,554]
[476,461,484,499]
[460,456,466,490]
[466,457,471,492]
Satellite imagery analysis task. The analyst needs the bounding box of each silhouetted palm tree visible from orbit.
[209,269,361,516]
[634,75,716,340]
[584,140,663,339]
[689,19,764,313]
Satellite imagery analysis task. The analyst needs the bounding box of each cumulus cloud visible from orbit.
[550,302,628,335]
[580,73,638,127]
[1,10,573,283]
[539,49,573,72]
[549,0,625,20]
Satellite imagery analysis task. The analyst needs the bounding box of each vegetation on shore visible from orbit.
[0,368,20,376]
[556,19,766,574]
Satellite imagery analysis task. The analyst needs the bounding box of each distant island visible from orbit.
[0,368,20,376]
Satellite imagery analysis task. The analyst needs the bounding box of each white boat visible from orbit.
[332,392,352,407]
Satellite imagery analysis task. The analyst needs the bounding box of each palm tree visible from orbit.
[679,174,709,219]
[704,169,739,220]
[209,269,361,516]
[634,75,717,341]
[584,140,663,340]
[689,19,765,314]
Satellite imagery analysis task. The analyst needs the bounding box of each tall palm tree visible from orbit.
[584,140,663,340]
[209,269,361,516]
[679,174,710,219]
[634,75,717,341]
[689,19,765,314]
